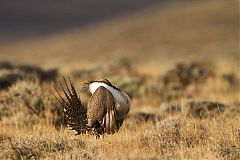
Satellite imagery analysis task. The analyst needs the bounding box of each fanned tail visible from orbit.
[55,77,88,135]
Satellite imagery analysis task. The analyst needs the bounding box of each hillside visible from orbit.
[0,0,238,74]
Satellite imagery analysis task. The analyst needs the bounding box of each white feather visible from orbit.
[89,82,126,103]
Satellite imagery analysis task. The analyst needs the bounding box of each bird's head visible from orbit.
[81,78,120,94]
[98,78,112,86]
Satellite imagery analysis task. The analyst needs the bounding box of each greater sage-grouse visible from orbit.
[55,78,131,138]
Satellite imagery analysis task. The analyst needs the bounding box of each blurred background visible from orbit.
[0,0,239,74]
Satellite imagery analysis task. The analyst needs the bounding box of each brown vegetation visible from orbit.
[0,59,239,159]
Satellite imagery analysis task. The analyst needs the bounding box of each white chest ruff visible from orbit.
[89,82,130,108]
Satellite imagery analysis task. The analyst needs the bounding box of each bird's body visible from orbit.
[88,80,130,120]
[55,78,131,137]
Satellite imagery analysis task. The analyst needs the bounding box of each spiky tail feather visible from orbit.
[55,77,88,134]
[55,77,104,137]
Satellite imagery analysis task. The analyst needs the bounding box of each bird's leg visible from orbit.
[95,134,100,139]
[95,134,104,139]
[92,122,104,139]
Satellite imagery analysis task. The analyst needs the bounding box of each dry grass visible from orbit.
[0,59,239,160]
[0,111,239,159]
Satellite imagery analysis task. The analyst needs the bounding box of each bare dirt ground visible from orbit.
[0,0,239,159]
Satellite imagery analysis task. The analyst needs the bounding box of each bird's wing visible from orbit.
[87,86,119,134]
[55,77,88,135]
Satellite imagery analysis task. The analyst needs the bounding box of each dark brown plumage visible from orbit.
[55,77,88,135]
[88,86,120,134]
[55,77,128,137]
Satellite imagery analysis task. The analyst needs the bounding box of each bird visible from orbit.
[55,77,131,138]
